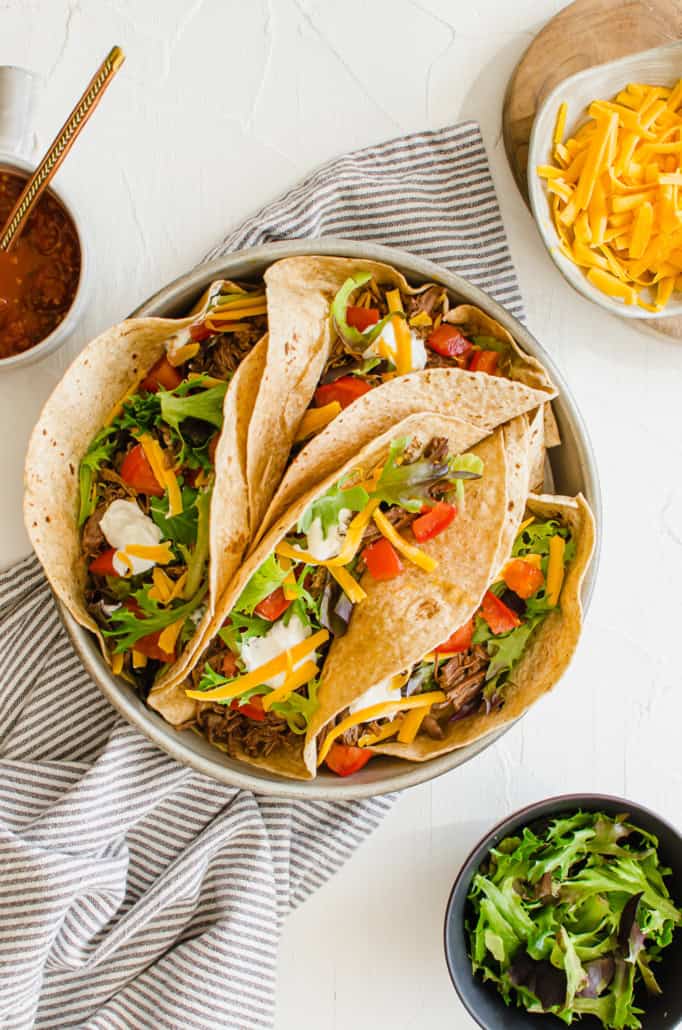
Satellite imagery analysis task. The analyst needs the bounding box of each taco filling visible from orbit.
[294,271,512,447]
[320,513,575,777]
[79,281,267,687]
[182,433,484,761]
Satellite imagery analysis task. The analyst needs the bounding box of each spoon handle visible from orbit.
[0,45,125,252]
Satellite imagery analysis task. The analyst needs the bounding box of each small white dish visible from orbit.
[528,40,682,320]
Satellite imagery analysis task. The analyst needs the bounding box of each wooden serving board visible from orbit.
[502,0,682,338]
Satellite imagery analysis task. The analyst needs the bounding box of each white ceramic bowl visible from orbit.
[528,41,682,320]
[0,153,92,369]
[59,238,602,799]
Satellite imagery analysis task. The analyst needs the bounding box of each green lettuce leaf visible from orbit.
[150,486,199,546]
[331,273,393,349]
[373,437,482,512]
[233,554,289,615]
[104,585,207,653]
[159,381,228,433]
[77,426,117,527]
[297,481,369,537]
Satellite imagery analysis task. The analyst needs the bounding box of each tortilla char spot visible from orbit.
[42,429,47,436]
[45,516,51,523]
[69,463,75,475]
[414,598,440,620]
[132,353,138,360]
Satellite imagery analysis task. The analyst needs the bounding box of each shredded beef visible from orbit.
[189,321,265,379]
[305,565,330,601]
[423,436,449,464]
[406,285,444,319]
[359,507,418,550]
[434,645,489,714]
[421,714,445,740]
[425,351,458,370]
[81,506,106,559]
[340,718,382,747]
[196,702,291,758]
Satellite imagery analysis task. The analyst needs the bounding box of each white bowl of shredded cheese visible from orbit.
[528,40,682,320]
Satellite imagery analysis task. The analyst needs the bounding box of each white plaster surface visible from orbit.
[1,3,680,1027]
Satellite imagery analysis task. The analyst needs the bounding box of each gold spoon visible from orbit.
[0,45,125,252]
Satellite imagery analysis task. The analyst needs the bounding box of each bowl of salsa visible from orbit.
[0,157,89,368]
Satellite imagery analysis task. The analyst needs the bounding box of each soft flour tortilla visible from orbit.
[369,492,595,762]
[254,255,557,539]
[165,412,506,780]
[302,415,533,775]
[24,297,268,691]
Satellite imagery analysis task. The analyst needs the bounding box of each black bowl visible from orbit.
[444,794,682,1029]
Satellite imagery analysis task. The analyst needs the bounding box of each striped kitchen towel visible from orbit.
[0,122,521,1029]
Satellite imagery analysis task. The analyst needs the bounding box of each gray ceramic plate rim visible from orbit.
[443,792,682,1029]
[59,237,602,799]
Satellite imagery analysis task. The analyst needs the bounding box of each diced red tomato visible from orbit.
[325,743,373,777]
[412,501,457,542]
[346,305,380,332]
[208,433,219,465]
[426,325,472,362]
[230,696,266,722]
[468,349,499,375]
[122,598,176,662]
[141,355,183,392]
[120,444,165,496]
[133,633,176,663]
[435,617,474,654]
[89,548,119,577]
[480,590,521,635]
[254,586,292,622]
[362,537,403,581]
[502,558,545,600]
[221,651,239,677]
[314,376,373,410]
[189,320,213,343]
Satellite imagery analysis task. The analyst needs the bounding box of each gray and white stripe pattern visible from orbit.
[0,122,521,1028]
[208,121,524,319]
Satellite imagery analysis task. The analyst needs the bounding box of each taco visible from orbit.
[254,256,558,534]
[314,492,595,777]
[149,413,515,778]
[24,279,270,689]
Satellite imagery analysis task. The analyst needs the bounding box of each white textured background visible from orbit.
[1,2,681,1028]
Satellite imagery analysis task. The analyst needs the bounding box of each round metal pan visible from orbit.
[60,238,602,799]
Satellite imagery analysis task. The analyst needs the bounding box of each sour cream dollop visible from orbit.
[305,508,353,561]
[100,499,163,577]
[241,614,313,689]
[348,675,402,715]
[363,320,427,372]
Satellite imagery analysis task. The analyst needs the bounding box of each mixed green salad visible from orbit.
[466,810,681,1028]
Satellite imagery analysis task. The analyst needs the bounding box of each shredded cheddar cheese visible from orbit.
[125,542,174,564]
[546,535,566,607]
[317,691,446,765]
[294,401,342,442]
[157,618,186,656]
[385,289,413,375]
[537,79,682,309]
[397,706,429,744]
[372,510,438,573]
[185,629,329,701]
[260,660,318,712]
[167,342,200,367]
[328,565,366,604]
[275,499,381,569]
[357,718,403,747]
